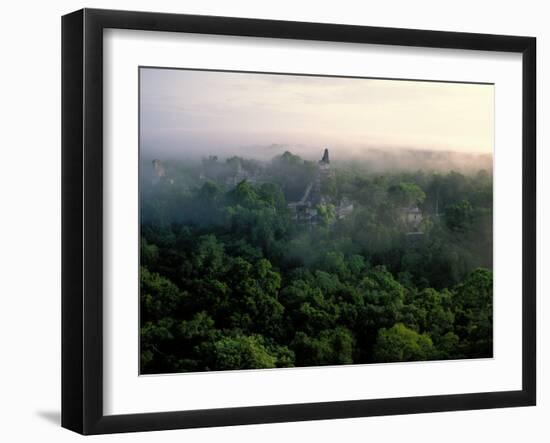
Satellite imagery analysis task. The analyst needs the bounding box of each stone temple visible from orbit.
[288,149,353,224]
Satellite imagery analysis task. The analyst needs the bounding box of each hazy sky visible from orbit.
[140,67,494,161]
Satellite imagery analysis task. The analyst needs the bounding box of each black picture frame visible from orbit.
[62,8,536,435]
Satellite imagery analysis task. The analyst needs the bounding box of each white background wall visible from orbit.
[0,0,546,441]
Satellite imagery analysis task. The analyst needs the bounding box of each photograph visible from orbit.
[138,67,494,374]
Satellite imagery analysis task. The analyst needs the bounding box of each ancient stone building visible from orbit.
[288,148,353,225]
[151,159,166,185]
[403,206,423,230]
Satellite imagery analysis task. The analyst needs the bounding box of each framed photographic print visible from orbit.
[61,8,536,435]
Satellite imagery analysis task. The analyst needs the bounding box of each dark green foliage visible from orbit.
[388,182,426,208]
[445,199,474,232]
[374,323,435,362]
[141,266,185,320]
[453,268,493,357]
[139,154,493,373]
[210,335,277,370]
[292,328,355,366]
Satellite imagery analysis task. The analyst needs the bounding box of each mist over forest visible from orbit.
[140,147,493,374]
[140,145,493,174]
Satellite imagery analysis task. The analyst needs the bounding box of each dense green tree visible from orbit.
[445,199,474,232]
[359,266,406,331]
[291,327,355,366]
[225,257,284,335]
[388,182,426,208]
[453,268,493,357]
[316,203,336,226]
[210,335,277,370]
[373,323,435,362]
[140,266,185,320]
